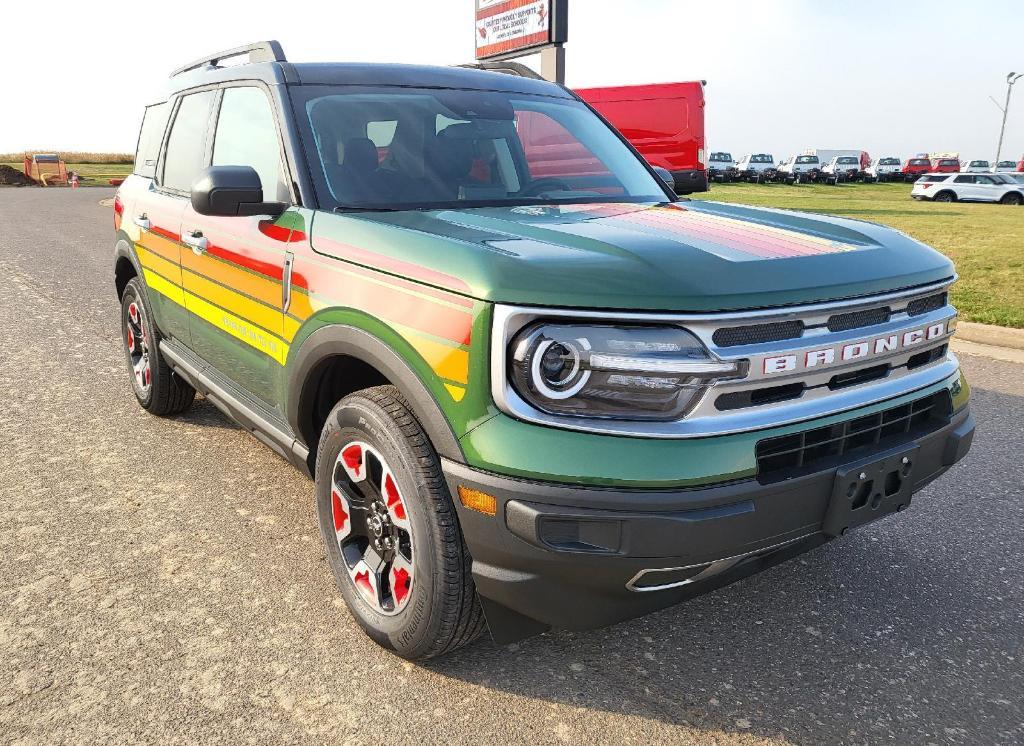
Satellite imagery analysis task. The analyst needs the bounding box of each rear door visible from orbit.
[133,90,217,344]
[952,174,978,200]
[178,84,297,408]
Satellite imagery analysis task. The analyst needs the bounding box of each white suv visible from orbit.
[963,160,991,173]
[911,173,1023,204]
[866,157,902,182]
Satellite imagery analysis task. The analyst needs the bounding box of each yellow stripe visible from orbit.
[406,332,469,384]
[142,269,185,306]
[183,269,284,338]
[183,291,289,365]
[444,384,466,402]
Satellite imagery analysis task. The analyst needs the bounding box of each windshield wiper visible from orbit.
[333,205,401,213]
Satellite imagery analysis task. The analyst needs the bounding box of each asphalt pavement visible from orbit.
[1,188,1021,745]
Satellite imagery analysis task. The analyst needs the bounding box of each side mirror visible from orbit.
[190,166,285,217]
[651,166,676,191]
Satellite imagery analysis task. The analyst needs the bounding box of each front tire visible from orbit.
[1000,191,1023,205]
[120,277,194,415]
[315,385,484,659]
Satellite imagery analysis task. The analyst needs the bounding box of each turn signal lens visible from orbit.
[458,486,497,516]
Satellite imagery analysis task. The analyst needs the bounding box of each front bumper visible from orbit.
[445,402,974,641]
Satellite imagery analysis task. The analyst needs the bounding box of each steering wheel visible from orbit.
[520,177,573,197]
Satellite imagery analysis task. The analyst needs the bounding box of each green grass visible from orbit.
[1,162,132,185]
[692,182,1024,328]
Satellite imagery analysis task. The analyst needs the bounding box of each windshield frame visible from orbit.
[289,84,677,212]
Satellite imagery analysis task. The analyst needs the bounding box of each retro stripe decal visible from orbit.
[133,226,473,400]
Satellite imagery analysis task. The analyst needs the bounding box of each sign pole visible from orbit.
[540,44,565,84]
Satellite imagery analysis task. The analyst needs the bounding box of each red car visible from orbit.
[902,157,932,180]
[574,82,707,194]
[932,158,961,173]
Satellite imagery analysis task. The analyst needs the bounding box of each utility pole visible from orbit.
[994,72,1022,167]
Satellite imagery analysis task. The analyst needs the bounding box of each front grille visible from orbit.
[827,306,891,332]
[713,320,804,347]
[755,391,951,481]
[906,292,948,316]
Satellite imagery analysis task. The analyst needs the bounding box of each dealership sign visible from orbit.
[475,0,567,61]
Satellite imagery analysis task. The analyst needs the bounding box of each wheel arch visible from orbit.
[286,324,465,474]
[114,235,141,300]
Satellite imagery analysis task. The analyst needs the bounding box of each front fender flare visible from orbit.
[286,324,464,464]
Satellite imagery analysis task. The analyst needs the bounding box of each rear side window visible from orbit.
[162,90,216,192]
[212,87,288,202]
[924,174,950,182]
[134,103,170,178]
[954,175,975,184]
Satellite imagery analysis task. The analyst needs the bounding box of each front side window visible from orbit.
[212,87,288,202]
[296,86,667,209]
[162,90,216,192]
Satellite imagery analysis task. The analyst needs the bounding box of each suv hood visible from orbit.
[311,201,953,312]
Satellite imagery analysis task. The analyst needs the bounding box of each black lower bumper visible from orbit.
[670,168,709,193]
[444,407,974,643]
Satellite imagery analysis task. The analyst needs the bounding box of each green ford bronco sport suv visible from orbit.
[113,41,974,659]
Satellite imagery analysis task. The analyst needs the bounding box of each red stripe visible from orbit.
[150,225,181,242]
[477,29,549,58]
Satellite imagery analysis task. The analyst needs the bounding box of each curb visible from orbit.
[955,321,1024,351]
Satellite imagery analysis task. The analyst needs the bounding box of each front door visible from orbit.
[180,85,295,408]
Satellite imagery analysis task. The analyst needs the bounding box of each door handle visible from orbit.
[134,214,151,230]
[183,230,208,255]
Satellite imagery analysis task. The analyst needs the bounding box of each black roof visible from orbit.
[164,41,568,100]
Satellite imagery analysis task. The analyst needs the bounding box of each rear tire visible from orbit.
[1000,191,1023,205]
[315,385,485,660]
[933,191,956,203]
[120,277,195,416]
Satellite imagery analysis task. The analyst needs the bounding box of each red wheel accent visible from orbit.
[128,302,139,325]
[127,328,135,350]
[341,443,365,481]
[331,488,352,540]
[384,473,407,522]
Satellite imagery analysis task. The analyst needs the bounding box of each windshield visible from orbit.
[796,155,818,164]
[294,86,668,210]
[750,154,773,163]
[710,152,732,161]
[879,158,900,165]
[998,161,1016,168]
[969,161,989,167]
[837,157,858,165]
[909,159,930,166]
[939,160,958,166]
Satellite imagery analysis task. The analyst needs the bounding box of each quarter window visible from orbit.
[134,103,170,179]
[162,90,216,192]
[213,87,288,202]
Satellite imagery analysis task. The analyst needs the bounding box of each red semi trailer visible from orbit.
[575,82,708,194]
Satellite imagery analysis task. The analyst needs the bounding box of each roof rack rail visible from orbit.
[456,61,545,80]
[170,40,287,78]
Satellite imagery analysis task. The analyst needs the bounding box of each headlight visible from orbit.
[509,323,742,421]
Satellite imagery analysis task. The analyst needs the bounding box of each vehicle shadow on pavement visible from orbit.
[173,396,243,431]
[425,377,1022,744]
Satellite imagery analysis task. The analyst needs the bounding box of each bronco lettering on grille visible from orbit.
[762,321,949,375]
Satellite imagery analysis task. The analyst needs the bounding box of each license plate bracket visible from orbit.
[823,444,920,538]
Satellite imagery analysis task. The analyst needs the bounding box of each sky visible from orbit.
[2,0,1021,162]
